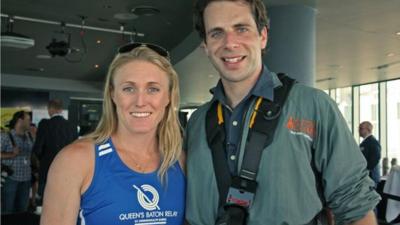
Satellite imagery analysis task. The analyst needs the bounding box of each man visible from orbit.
[1,111,34,213]
[359,121,381,186]
[33,99,78,205]
[185,0,380,224]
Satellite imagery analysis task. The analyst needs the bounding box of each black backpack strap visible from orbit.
[240,73,295,180]
[8,132,16,147]
[206,73,296,225]
[206,101,232,209]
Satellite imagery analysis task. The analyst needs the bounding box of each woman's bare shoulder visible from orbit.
[59,138,94,158]
[51,138,95,173]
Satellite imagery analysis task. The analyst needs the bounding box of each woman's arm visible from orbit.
[179,150,186,175]
[40,139,94,225]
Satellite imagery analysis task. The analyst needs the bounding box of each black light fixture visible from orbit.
[46,37,70,57]
[46,22,71,57]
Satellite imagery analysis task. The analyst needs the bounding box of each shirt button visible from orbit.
[230,155,236,161]
[232,121,238,126]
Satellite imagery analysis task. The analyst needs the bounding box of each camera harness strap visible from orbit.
[8,132,17,147]
[206,74,295,225]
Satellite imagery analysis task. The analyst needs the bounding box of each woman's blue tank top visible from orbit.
[79,138,185,225]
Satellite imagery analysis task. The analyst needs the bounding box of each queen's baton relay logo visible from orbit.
[133,184,160,211]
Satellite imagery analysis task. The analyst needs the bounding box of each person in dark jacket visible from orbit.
[33,99,78,205]
[359,121,381,186]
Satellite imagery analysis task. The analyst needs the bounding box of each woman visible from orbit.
[41,43,185,225]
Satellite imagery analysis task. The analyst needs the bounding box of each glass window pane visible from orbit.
[387,79,400,171]
[335,87,352,131]
[359,83,379,139]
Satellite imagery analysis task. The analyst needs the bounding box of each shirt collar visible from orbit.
[209,65,282,105]
[51,113,63,118]
[364,134,373,139]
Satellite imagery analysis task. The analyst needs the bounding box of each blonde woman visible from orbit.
[41,43,185,225]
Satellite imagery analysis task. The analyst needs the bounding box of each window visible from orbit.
[359,83,379,139]
[335,87,352,131]
[386,79,400,171]
[397,102,400,119]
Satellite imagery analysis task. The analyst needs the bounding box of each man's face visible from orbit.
[359,124,368,138]
[47,107,55,117]
[202,1,267,85]
[20,113,31,131]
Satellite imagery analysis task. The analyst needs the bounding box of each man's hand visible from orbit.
[12,147,20,157]
[0,147,20,159]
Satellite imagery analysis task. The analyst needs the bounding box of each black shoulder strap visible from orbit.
[27,132,34,142]
[206,73,296,211]
[8,132,16,147]
[206,101,232,208]
[240,73,295,180]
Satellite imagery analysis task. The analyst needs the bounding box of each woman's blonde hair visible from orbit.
[86,45,182,181]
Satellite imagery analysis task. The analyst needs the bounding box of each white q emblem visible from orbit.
[133,184,160,211]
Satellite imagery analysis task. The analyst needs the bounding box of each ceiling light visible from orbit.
[96,40,101,44]
[36,54,52,59]
[387,53,395,57]
[26,67,44,72]
[396,31,400,36]
[94,64,99,68]
[327,64,342,69]
[316,77,335,83]
[113,13,138,20]
[131,6,160,16]
[1,32,35,49]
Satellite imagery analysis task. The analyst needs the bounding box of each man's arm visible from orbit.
[0,147,20,159]
[0,132,19,159]
[349,210,377,225]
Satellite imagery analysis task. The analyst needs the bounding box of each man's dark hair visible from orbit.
[194,0,270,41]
[8,110,27,129]
[48,99,63,110]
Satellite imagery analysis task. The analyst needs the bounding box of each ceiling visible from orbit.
[315,0,400,89]
[1,0,194,81]
[1,0,400,106]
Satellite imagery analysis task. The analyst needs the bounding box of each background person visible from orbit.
[185,0,380,224]
[1,110,34,213]
[359,121,382,187]
[33,99,78,206]
[40,44,185,225]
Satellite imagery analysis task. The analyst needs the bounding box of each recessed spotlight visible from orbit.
[36,54,52,59]
[26,67,45,72]
[94,64,99,68]
[316,77,335,83]
[396,31,400,36]
[328,64,340,68]
[131,6,160,16]
[113,13,138,20]
[387,53,395,57]
[96,40,101,44]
